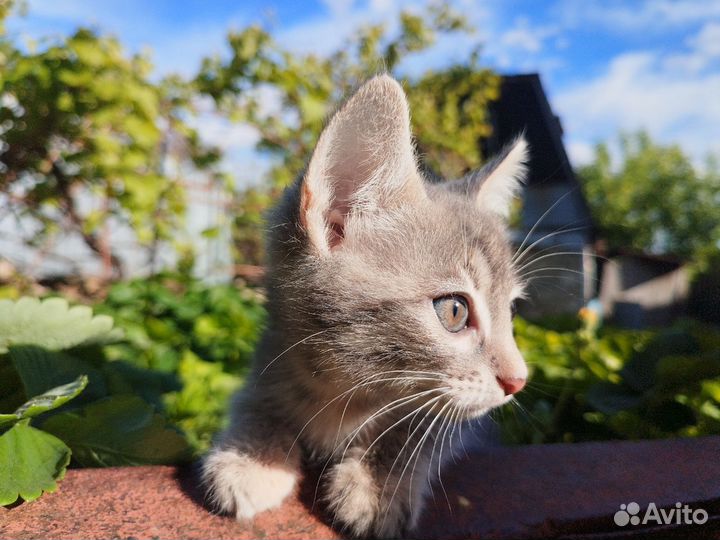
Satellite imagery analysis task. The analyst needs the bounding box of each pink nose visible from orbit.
[496,376,526,396]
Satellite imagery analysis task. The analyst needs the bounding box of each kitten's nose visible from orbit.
[496,376,526,396]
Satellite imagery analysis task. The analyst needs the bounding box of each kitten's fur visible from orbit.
[203,75,529,538]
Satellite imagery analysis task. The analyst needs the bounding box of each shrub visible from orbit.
[503,313,720,444]
[95,273,266,451]
[0,297,190,506]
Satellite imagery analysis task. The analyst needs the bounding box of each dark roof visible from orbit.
[483,73,575,187]
[483,73,596,238]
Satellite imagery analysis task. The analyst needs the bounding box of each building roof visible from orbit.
[484,73,596,239]
[483,74,574,186]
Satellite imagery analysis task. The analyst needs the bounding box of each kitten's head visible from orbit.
[269,74,528,419]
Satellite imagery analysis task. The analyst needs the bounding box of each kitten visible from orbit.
[202,74,529,538]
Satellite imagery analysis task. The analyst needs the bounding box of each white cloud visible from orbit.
[274,0,415,57]
[554,48,720,168]
[663,21,720,73]
[498,17,557,55]
[273,0,492,77]
[194,113,260,152]
[566,140,595,167]
[558,0,720,32]
[689,21,720,58]
[320,0,355,16]
[189,99,273,189]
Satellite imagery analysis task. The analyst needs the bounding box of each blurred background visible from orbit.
[1,0,720,479]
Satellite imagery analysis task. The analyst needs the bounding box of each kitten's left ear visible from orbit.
[456,137,529,218]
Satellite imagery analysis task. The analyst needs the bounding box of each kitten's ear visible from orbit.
[460,137,529,218]
[300,74,424,253]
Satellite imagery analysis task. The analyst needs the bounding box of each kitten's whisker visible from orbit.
[513,222,591,268]
[514,240,598,273]
[430,403,457,514]
[451,403,469,461]
[312,389,445,510]
[259,329,330,376]
[286,375,442,462]
[357,388,451,464]
[525,380,566,391]
[517,249,591,275]
[442,405,464,509]
[507,397,548,438]
[379,398,444,510]
[382,399,453,531]
[513,189,578,262]
[521,266,587,279]
[340,389,444,458]
[412,405,447,513]
[517,251,605,274]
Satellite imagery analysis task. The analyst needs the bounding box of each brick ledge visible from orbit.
[2,437,720,539]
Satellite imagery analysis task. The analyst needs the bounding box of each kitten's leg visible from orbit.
[325,441,433,539]
[202,392,300,520]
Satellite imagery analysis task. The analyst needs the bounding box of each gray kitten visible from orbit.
[202,74,529,539]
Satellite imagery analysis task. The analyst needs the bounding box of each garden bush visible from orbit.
[503,312,720,444]
[95,273,265,451]
[0,297,190,506]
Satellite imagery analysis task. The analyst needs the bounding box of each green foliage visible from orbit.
[95,274,264,450]
[2,3,500,272]
[407,61,498,179]
[42,395,189,467]
[4,276,720,508]
[0,376,85,505]
[195,5,498,264]
[0,296,191,506]
[0,24,220,276]
[0,422,71,506]
[163,350,243,451]
[98,273,265,372]
[578,131,720,260]
[0,375,87,428]
[503,314,720,444]
[0,297,121,353]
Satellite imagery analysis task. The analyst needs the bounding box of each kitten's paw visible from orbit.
[326,458,407,539]
[327,458,379,536]
[202,448,297,520]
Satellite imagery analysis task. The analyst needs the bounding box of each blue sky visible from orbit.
[6,0,720,178]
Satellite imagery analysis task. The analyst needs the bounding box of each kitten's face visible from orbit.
[277,75,528,419]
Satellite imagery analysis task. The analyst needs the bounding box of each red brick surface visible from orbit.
[2,437,720,539]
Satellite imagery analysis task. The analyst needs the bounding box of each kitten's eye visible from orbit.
[433,295,469,333]
[510,300,518,320]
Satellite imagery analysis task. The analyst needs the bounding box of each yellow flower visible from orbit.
[579,306,599,326]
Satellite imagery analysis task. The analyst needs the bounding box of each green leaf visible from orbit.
[42,395,190,467]
[0,297,123,353]
[621,329,699,392]
[646,400,697,432]
[586,382,643,414]
[0,357,24,416]
[200,226,220,239]
[0,376,88,428]
[102,361,180,409]
[8,345,107,401]
[656,353,720,388]
[0,422,71,506]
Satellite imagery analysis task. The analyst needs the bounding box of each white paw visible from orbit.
[202,448,297,520]
[327,458,380,536]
